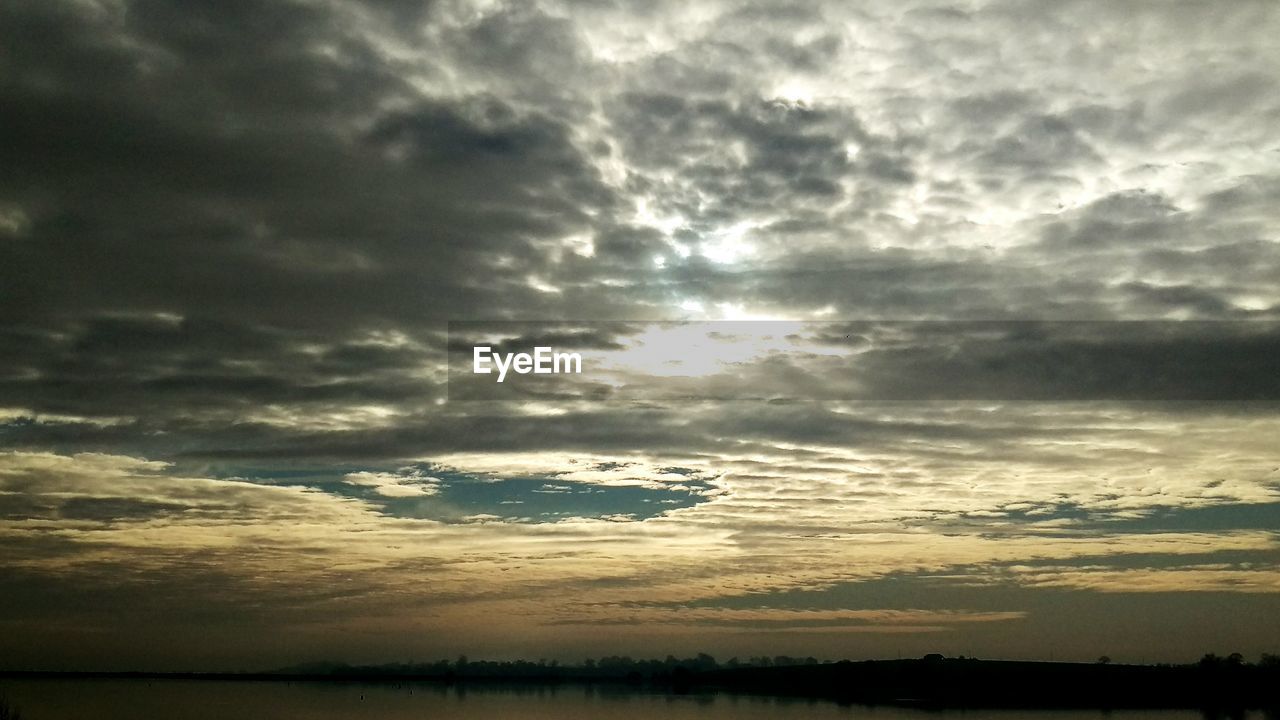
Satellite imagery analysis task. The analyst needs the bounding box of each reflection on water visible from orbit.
[0,679,1274,720]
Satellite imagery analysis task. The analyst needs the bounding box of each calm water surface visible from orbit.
[0,679,1272,720]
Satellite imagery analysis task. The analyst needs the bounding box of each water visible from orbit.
[0,679,1270,720]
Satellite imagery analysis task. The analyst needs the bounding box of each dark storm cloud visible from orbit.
[0,0,617,340]
[0,0,634,442]
[0,314,437,422]
[3,394,1103,468]
[814,321,1280,401]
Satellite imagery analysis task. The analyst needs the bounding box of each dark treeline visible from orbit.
[268,651,1280,680]
[5,653,1279,709]
[241,651,1280,708]
[209,651,1280,708]
[271,652,817,681]
[700,653,1280,709]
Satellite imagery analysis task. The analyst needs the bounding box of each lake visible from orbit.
[0,679,1272,720]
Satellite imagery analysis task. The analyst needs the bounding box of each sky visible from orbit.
[1,0,1279,671]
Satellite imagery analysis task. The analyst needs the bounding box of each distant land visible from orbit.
[4,654,1279,709]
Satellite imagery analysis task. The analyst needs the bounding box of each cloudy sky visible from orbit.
[2,0,1279,671]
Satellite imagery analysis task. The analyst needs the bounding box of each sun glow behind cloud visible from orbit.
[587,322,846,379]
